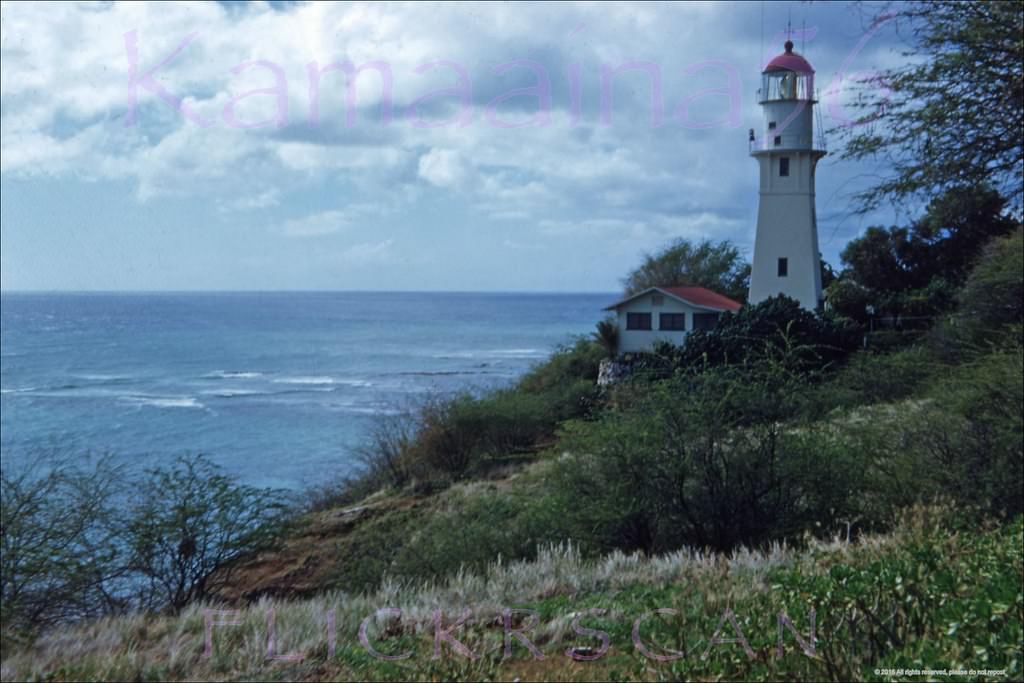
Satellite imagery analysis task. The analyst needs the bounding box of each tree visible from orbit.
[828,185,1019,319]
[835,1,1023,212]
[125,455,287,611]
[837,225,918,295]
[622,238,750,302]
[938,227,1024,353]
[2,452,292,637]
[911,186,1020,284]
[593,317,620,359]
[1,455,127,636]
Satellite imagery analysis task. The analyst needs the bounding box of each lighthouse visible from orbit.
[748,40,826,311]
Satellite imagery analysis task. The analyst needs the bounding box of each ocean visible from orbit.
[0,291,611,490]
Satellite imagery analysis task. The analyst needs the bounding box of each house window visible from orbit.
[651,294,664,306]
[626,312,652,330]
[778,257,789,277]
[659,313,686,331]
[779,157,790,176]
[774,135,782,146]
[692,313,720,332]
[768,121,777,130]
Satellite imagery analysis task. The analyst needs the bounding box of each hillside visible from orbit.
[3,230,1021,682]
[2,507,1019,682]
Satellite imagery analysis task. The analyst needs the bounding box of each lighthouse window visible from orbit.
[779,157,790,176]
[778,258,789,277]
[774,135,782,146]
[768,121,777,129]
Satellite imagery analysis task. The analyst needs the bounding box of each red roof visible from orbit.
[604,286,742,312]
[764,41,814,74]
[659,286,742,312]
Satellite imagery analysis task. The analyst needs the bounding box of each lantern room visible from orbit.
[759,40,815,102]
[754,39,820,152]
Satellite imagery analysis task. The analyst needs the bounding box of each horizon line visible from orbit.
[0,288,620,295]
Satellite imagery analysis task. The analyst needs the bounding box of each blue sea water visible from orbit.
[1,292,610,490]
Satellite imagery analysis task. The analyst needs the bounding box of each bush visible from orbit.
[126,455,289,611]
[809,345,942,412]
[593,317,620,359]
[669,296,859,375]
[1,453,289,636]
[1,454,126,637]
[317,468,564,594]
[516,337,604,394]
[407,383,597,479]
[919,350,1023,517]
[826,349,1024,526]
[344,339,603,490]
[752,511,1023,683]
[388,488,562,583]
[613,297,861,387]
[551,361,864,554]
[933,227,1024,357]
[958,228,1024,330]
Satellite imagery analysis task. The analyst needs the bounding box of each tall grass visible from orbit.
[2,506,1019,682]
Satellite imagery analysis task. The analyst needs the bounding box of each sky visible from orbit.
[0,1,914,292]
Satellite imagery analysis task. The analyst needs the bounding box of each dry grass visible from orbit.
[1,521,901,682]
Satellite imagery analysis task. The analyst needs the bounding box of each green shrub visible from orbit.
[2,453,289,638]
[389,488,562,582]
[593,317,620,359]
[1,454,126,638]
[126,454,289,611]
[932,227,1024,357]
[551,362,864,554]
[920,350,1024,517]
[830,349,1023,524]
[761,513,1024,682]
[959,228,1024,330]
[318,469,564,594]
[406,389,566,479]
[346,340,603,488]
[809,345,942,412]
[664,511,1024,682]
[516,337,604,394]
[323,506,430,593]
[641,296,861,377]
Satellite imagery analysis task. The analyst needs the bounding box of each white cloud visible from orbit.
[1,1,902,289]
[278,201,393,237]
[502,238,544,251]
[336,238,397,266]
[221,188,280,212]
[417,148,466,188]
[281,210,350,237]
[1,0,779,210]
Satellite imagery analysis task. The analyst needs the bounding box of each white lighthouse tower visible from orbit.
[748,40,826,311]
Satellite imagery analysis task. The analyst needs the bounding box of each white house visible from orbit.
[748,39,827,311]
[604,286,742,354]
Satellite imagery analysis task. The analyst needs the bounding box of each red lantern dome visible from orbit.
[764,40,814,74]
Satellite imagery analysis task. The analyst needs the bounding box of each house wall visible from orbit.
[615,293,713,353]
